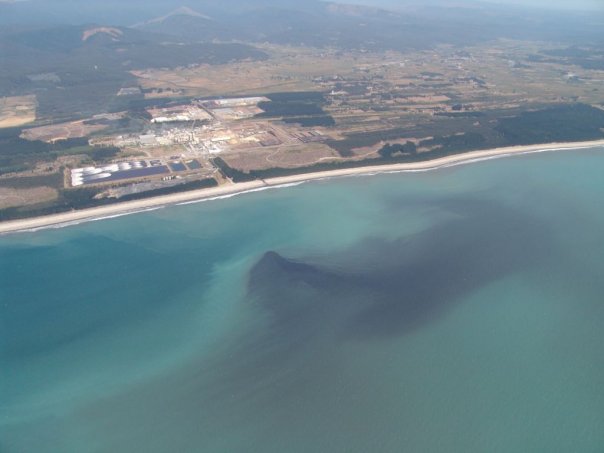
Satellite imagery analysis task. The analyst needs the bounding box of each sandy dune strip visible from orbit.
[1,139,604,235]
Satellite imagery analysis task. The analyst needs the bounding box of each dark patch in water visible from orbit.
[247,251,349,355]
[249,251,343,317]
[247,198,553,341]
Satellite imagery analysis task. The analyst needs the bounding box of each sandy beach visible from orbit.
[2,139,604,235]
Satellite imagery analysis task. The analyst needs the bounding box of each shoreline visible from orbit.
[2,139,604,235]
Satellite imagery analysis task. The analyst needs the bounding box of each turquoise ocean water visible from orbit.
[1,148,604,452]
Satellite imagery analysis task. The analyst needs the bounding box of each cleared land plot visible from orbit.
[0,186,58,209]
[20,120,109,143]
[222,143,342,172]
[131,46,370,98]
[0,95,36,128]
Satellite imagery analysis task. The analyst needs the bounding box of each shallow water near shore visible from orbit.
[2,148,604,452]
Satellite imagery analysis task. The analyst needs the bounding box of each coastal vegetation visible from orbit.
[257,92,336,127]
[495,104,604,145]
[326,104,604,158]
[378,142,417,158]
[0,178,217,221]
[0,172,63,189]
[419,133,487,153]
[0,128,120,174]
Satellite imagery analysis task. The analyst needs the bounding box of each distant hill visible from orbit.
[142,6,213,24]
[134,6,232,42]
[0,24,267,67]
[1,0,602,48]
[132,1,604,51]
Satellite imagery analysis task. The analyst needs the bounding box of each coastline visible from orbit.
[2,139,604,235]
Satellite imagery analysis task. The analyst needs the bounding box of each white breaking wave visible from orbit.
[16,207,164,234]
[176,182,306,206]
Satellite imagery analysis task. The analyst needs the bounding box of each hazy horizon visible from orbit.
[337,0,602,11]
[1,0,602,10]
